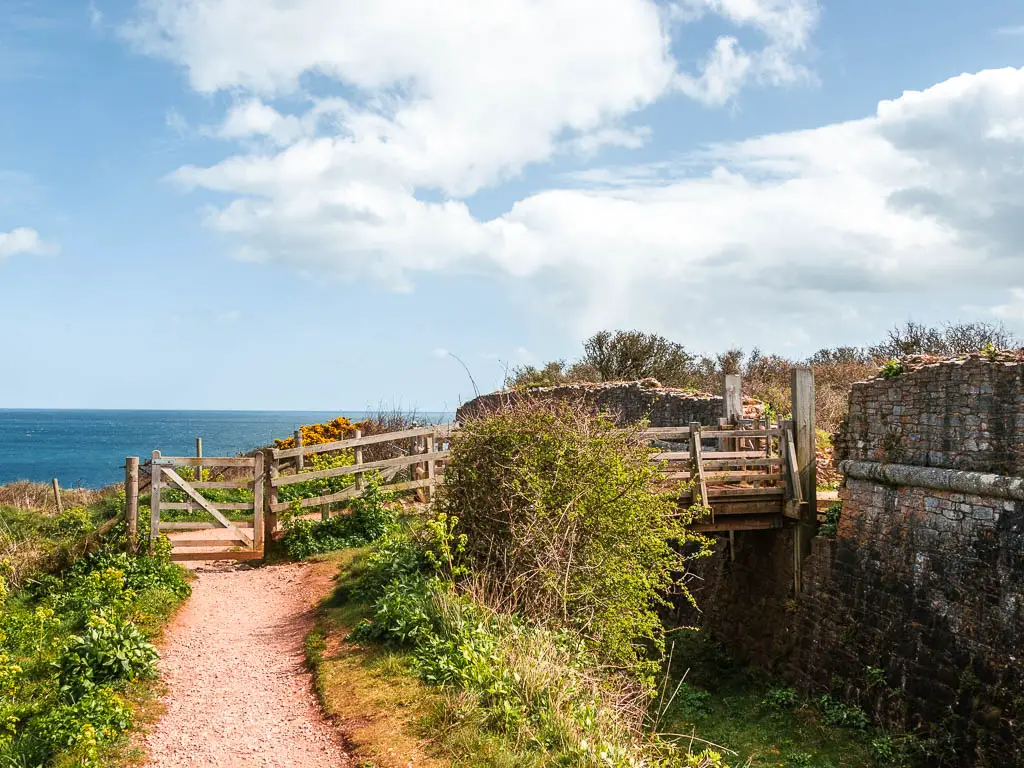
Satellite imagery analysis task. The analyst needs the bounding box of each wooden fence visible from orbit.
[126,369,820,566]
[261,423,455,545]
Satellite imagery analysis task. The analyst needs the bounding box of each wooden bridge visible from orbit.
[124,370,820,575]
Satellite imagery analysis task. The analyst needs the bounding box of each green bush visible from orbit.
[347,546,673,768]
[51,507,93,539]
[817,694,870,730]
[819,502,842,537]
[762,685,800,710]
[435,399,711,686]
[281,479,398,559]
[26,685,133,767]
[880,359,904,379]
[57,613,158,696]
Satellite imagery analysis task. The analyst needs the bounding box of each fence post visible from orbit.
[354,430,364,491]
[263,449,278,559]
[195,437,203,481]
[425,432,436,503]
[253,451,265,552]
[125,457,139,553]
[414,436,429,503]
[791,367,816,591]
[51,478,63,514]
[294,430,304,472]
[689,422,708,515]
[722,374,742,452]
[149,450,162,554]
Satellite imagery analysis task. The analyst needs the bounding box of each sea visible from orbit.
[0,410,447,489]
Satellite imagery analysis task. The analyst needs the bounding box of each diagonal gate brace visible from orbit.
[161,466,253,546]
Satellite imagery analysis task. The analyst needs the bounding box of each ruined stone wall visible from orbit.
[457,380,747,427]
[835,355,1024,474]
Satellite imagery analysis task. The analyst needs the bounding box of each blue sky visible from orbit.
[1,0,1023,411]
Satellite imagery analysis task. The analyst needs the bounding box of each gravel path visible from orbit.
[145,561,350,767]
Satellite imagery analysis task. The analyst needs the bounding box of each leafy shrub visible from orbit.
[762,685,800,710]
[436,399,711,686]
[352,524,430,601]
[281,479,398,559]
[880,359,904,379]
[348,552,671,768]
[819,502,842,537]
[816,694,870,730]
[26,686,132,767]
[51,507,93,539]
[57,613,158,696]
[672,684,713,718]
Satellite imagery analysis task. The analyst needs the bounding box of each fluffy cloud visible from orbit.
[670,0,820,104]
[0,227,48,261]
[126,1,1024,348]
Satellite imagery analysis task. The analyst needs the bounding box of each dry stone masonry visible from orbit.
[457,379,760,426]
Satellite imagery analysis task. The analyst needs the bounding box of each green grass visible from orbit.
[659,633,883,768]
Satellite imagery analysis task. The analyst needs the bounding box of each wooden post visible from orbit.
[195,437,203,482]
[413,436,426,503]
[150,450,162,553]
[722,374,742,452]
[354,429,364,491]
[125,457,139,553]
[253,451,265,552]
[294,430,304,472]
[791,367,817,590]
[689,422,708,517]
[425,432,436,503]
[51,478,64,514]
[263,449,278,558]
[723,374,742,422]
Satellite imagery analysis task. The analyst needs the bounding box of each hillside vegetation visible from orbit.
[0,486,189,767]
[298,400,914,767]
[507,321,1019,432]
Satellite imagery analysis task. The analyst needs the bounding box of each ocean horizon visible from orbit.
[0,409,449,489]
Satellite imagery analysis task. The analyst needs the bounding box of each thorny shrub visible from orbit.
[434,399,712,687]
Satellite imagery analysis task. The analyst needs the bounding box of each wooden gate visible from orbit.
[148,450,264,562]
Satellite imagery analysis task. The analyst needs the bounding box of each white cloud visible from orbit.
[88,2,103,31]
[0,227,50,261]
[124,2,1024,349]
[996,25,1024,36]
[670,0,819,104]
[992,289,1024,322]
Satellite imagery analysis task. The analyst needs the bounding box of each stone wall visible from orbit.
[800,357,1024,765]
[457,379,760,427]
[835,354,1024,474]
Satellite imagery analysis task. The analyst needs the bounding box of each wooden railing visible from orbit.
[262,424,456,534]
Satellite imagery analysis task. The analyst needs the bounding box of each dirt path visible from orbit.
[145,561,350,767]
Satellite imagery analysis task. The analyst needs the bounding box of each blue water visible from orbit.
[0,410,446,489]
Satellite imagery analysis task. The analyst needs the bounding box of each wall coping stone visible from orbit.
[839,459,1024,502]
